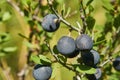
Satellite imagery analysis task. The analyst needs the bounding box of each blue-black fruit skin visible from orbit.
[81,50,100,66]
[75,34,93,50]
[86,68,102,80]
[57,36,76,57]
[41,14,60,32]
[33,64,52,80]
[66,49,79,58]
[113,56,120,71]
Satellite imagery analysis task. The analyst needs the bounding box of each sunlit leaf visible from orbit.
[86,0,93,6]
[2,12,11,21]
[65,7,71,18]
[24,41,35,48]
[39,55,52,65]
[56,0,64,4]
[30,55,41,64]
[76,65,96,74]
[88,5,94,13]
[0,32,10,43]
[3,47,17,52]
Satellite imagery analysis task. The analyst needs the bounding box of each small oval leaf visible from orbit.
[76,65,96,74]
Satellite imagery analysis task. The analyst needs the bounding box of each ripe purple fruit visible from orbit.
[33,64,52,80]
[75,34,93,50]
[41,14,60,32]
[113,56,120,71]
[86,68,102,80]
[81,50,100,66]
[57,36,76,57]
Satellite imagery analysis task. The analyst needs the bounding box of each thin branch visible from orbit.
[79,0,87,33]
[45,40,75,71]
[32,15,42,23]
[45,40,83,80]
[18,65,28,80]
[18,33,29,40]
[99,57,113,67]
[47,0,80,32]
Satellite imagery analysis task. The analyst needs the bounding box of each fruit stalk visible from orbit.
[47,0,80,32]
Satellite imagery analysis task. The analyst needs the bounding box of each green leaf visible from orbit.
[113,14,120,28]
[30,54,52,65]
[94,39,106,46]
[86,16,95,30]
[65,7,71,18]
[61,4,66,17]
[30,55,41,64]
[24,41,35,48]
[56,0,64,4]
[58,55,67,63]
[0,32,10,43]
[2,12,11,21]
[39,55,52,65]
[105,12,113,22]
[105,32,112,43]
[88,5,94,13]
[41,44,49,52]
[86,0,93,6]
[3,47,17,52]
[53,45,59,54]
[21,0,31,7]
[76,65,96,74]
[102,0,113,10]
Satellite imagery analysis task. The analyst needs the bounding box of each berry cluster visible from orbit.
[41,14,101,80]
[56,34,101,80]
[32,14,120,80]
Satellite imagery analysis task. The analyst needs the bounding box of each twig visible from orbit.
[99,57,113,67]
[47,0,80,32]
[18,33,29,40]
[32,15,42,23]
[18,65,28,80]
[79,0,87,33]
[45,40,83,80]
[45,40,76,71]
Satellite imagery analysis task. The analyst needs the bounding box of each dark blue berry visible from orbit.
[75,34,93,50]
[41,14,60,32]
[33,64,52,80]
[113,56,120,71]
[57,36,76,57]
[81,50,100,66]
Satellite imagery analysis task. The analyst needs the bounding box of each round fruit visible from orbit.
[75,34,93,50]
[57,36,76,57]
[81,50,100,66]
[113,56,120,71]
[86,68,102,80]
[66,49,79,58]
[33,64,52,80]
[41,14,60,32]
